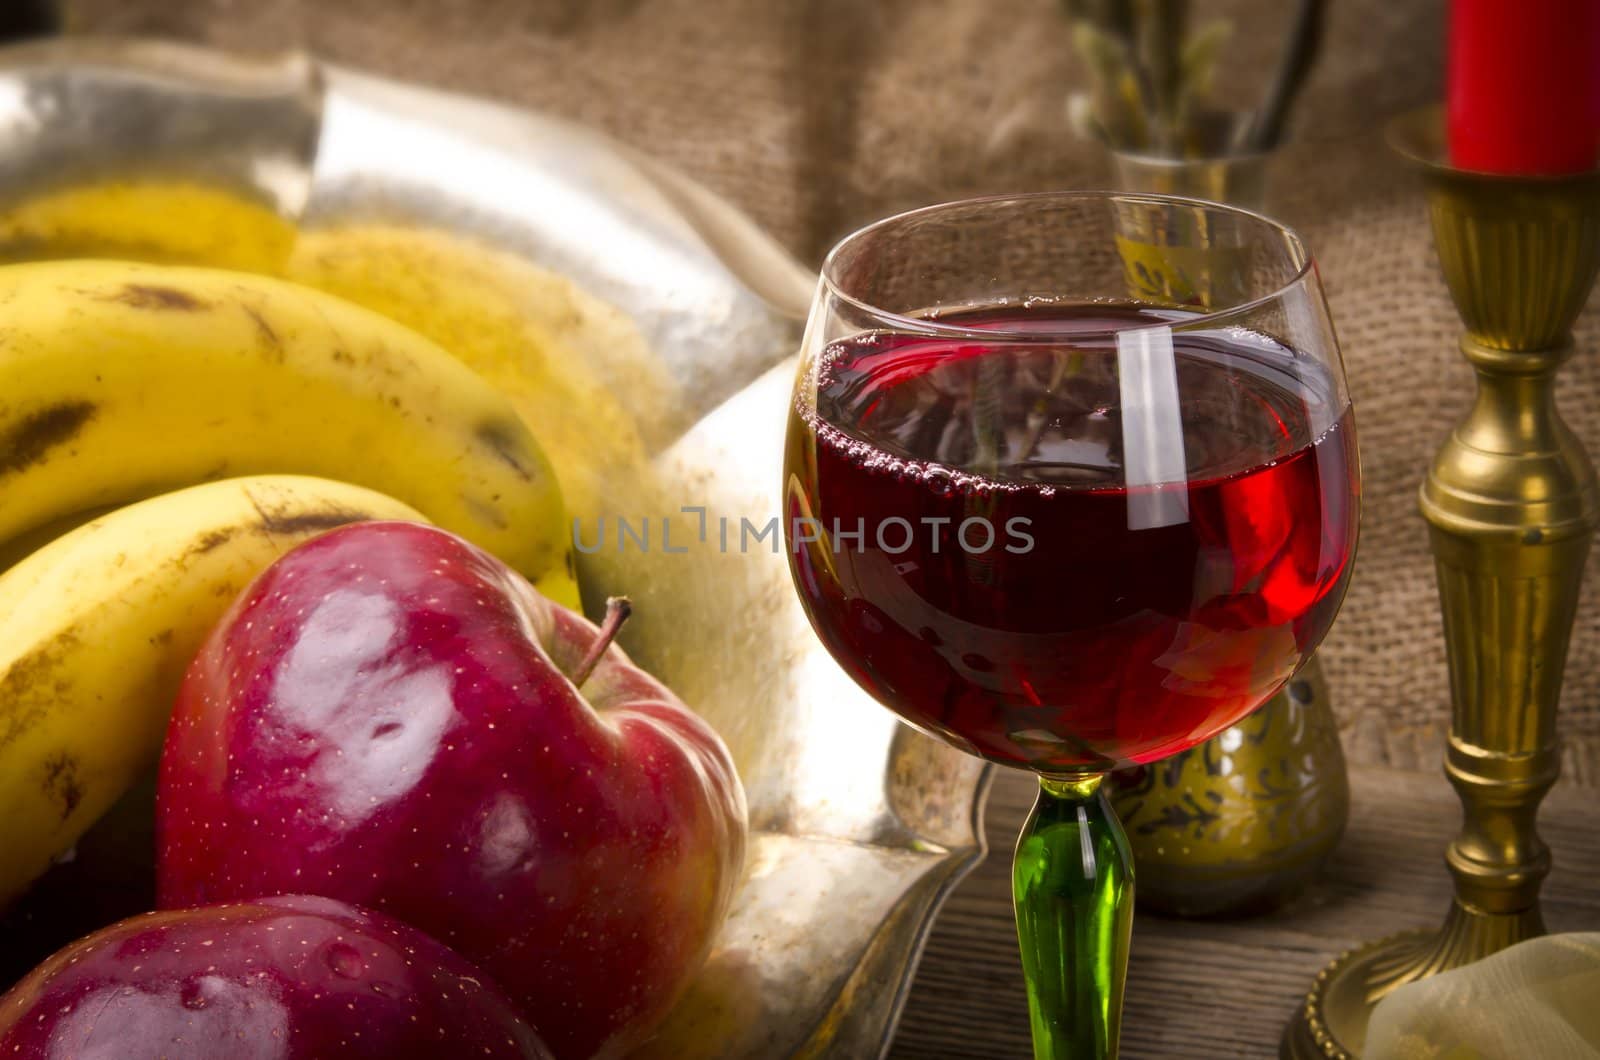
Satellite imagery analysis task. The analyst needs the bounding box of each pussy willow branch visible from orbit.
[1244,0,1324,150]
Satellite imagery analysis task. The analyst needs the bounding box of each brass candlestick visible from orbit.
[1283,107,1600,1059]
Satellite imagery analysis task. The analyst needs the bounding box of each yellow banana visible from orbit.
[0,195,666,528]
[286,224,670,520]
[0,181,297,274]
[0,475,423,907]
[0,259,577,606]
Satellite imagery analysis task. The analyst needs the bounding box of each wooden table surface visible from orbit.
[889,765,1600,1059]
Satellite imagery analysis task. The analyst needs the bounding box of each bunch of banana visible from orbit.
[0,180,667,523]
[0,258,576,604]
[0,475,423,907]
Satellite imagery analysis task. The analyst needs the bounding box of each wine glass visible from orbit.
[782,191,1358,1058]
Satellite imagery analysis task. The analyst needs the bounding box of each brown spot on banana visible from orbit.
[0,401,97,477]
[241,304,284,361]
[256,507,381,537]
[476,419,538,482]
[40,752,84,822]
[239,484,391,539]
[366,346,406,381]
[105,284,208,312]
[464,494,511,532]
[0,629,80,752]
[189,527,237,556]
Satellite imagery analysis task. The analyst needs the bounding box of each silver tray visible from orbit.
[0,39,989,1058]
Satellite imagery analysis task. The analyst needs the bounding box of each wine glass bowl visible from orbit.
[787,193,1356,774]
[782,192,1358,1059]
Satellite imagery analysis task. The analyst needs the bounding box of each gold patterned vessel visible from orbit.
[1109,142,1351,919]
[1109,656,1348,917]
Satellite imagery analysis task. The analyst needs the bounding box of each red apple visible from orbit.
[156,522,747,1059]
[0,894,550,1058]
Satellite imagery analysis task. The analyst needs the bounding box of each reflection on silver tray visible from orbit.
[0,38,989,1058]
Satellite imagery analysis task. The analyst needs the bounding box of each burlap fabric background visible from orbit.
[64,0,1600,783]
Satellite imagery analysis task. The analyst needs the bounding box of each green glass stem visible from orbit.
[1013,773,1135,1060]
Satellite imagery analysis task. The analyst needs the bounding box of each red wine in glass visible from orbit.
[784,303,1358,774]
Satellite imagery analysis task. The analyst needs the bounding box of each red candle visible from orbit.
[1447,0,1600,174]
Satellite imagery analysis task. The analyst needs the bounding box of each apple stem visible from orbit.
[572,596,632,687]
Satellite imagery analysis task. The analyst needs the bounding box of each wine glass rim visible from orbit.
[819,189,1315,340]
